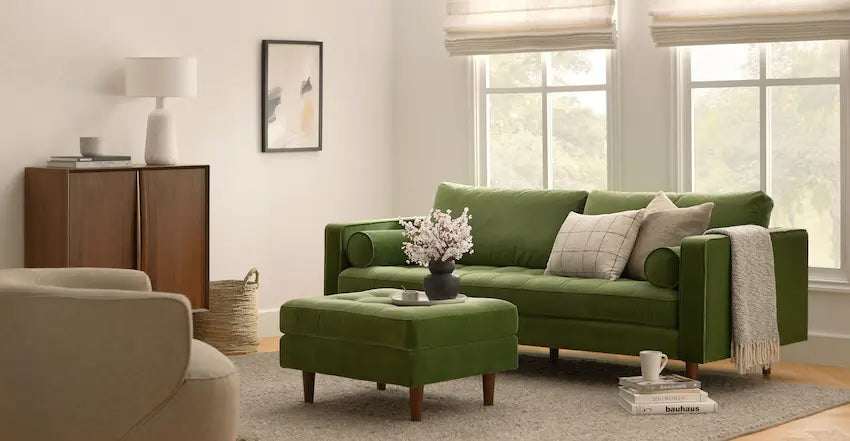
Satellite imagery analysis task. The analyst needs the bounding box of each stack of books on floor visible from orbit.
[47,155,132,168]
[618,374,717,415]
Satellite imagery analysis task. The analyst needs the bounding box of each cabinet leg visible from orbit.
[483,373,495,406]
[302,371,315,403]
[377,382,386,390]
[549,347,559,363]
[685,362,699,380]
[410,385,424,421]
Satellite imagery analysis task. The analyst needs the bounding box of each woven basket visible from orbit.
[193,268,259,355]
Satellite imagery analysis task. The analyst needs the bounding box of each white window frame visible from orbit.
[472,51,620,190]
[673,41,850,292]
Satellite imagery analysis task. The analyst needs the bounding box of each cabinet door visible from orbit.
[139,167,209,308]
[25,168,70,268]
[68,171,137,269]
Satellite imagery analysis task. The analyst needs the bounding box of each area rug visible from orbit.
[232,352,850,441]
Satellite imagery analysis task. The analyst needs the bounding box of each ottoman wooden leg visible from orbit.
[302,371,315,403]
[377,382,386,390]
[483,373,495,406]
[409,385,424,421]
[549,347,559,363]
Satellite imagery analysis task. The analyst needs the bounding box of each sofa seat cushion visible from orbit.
[338,265,678,328]
[280,288,518,350]
[186,339,238,380]
[127,340,240,441]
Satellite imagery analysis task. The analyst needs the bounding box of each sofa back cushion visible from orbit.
[432,182,589,268]
[584,190,773,228]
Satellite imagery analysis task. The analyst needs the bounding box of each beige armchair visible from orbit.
[0,268,239,441]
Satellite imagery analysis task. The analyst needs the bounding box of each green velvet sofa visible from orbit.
[325,183,808,378]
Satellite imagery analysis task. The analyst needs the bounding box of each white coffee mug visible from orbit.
[80,136,103,157]
[401,290,420,301]
[640,350,668,382]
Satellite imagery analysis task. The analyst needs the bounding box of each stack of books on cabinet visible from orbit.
[46,155,132,168]
[618,374,718,415]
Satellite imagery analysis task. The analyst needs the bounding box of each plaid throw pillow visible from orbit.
[545,210,644,280]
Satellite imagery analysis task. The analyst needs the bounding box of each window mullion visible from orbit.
[606,49,618,190]
[759,45,770,195]
[542,52,553,189]
[679,48,694,192]
[841,41,850,275]
[477,56,490,187]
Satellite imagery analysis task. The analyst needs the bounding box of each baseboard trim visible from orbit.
[258,308,281,338]
[257,310,850,367]
[782,333,850,367]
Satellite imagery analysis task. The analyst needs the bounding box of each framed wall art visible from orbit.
[261,40,323,152]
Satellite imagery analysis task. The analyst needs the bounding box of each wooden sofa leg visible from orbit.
[549,348,559,363]
[482,373,495,406]
[410,386,424,421]
[685,362,699,380]
[763,367,772,377]
[302,371,315,403]
[377,382,386,390]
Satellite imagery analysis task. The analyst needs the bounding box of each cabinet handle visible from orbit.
[136,171,142,269]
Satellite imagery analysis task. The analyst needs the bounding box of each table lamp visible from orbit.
[125,57,197,165]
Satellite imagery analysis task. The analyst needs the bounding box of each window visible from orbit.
[474,50,615,190]
[677,41,849,278]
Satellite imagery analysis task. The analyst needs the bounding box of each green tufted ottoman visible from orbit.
[279,288,518,421]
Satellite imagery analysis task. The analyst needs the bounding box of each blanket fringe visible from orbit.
[732,339,781,375]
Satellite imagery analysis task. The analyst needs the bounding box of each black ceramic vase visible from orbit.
[423,260,460,300]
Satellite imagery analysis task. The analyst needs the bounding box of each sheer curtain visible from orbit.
[444,0,617,56]
[649,0,850,46]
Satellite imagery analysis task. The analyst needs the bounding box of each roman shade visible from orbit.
[649,0,850,47]
[444,0,617,56]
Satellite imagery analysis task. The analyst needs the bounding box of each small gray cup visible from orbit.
[80,137,103,157]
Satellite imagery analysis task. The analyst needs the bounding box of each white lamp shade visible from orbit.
[125,57,197,97]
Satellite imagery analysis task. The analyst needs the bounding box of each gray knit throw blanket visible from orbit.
[704,225,780,374]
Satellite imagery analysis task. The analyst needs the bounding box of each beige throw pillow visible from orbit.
[624,192,714,280]
[545,210,644,280]
[645,191,677,212]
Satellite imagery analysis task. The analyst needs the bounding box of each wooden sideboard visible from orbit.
[24,165,210,309]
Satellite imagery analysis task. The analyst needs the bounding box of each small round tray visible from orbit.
[391,292,467,306]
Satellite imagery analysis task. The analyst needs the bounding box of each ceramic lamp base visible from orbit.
[145,98,179,165]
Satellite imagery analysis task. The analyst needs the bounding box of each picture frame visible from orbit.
[261,40,323,152]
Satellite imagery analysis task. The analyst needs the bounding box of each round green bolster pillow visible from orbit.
[644,246,681,289]
[346,230,409,268]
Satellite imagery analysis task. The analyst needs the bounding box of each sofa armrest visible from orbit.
[678,234,732,363]
[324,218,419,294]
[0,267,153,292]
[678,228,808,363]
[768,228,808,345]
[0,283,191,440]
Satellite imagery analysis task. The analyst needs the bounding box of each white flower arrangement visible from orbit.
[400,208,474,267]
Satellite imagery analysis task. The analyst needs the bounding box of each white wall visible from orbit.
[390,0,850,365]
[616,0,674,191]
[0,0,395,315]
[392,0,473,216]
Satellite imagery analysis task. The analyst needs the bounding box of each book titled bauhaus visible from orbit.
[618,396,718,415]
[618,386,707,404]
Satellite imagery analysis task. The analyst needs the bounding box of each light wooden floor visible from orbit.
[259,338,850,440]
